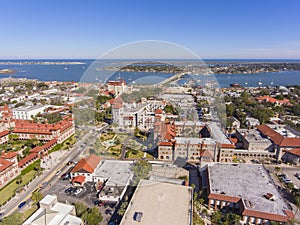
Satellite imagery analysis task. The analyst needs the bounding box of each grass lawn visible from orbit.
[62,135,76,149]
[107,144,122,157]
[22,205,38,221]
[116,134,128,143]
[126,150,154,159]
[0,170,36,205]
[100,133,115,141]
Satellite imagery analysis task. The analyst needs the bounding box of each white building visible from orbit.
[120,180,193,225]
[23,194,83,225]
[12,105,47,120]
[94,160,134,203]
[107,80,127,96]
[112,100,166,131]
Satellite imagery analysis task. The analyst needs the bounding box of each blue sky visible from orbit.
[0,0,300,59]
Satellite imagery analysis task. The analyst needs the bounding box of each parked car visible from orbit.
[283,179,293,184]
[61,173,70,180]
[94,200,101,205]
[18,201,26,208]
[74,188,83,196]
[65,187,73,193]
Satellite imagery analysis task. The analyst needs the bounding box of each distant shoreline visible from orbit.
[0,61,85,65]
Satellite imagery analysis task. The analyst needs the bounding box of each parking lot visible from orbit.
[281,167,300,188]
[42,176,117,224]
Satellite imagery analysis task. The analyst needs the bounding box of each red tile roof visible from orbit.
[0,158,13,172]
[242,209,292,223]
[200,150,213,158]
[288,148,300,157]
[208,193,240,203]
[257,124,300,147]
[2,151,18,159]
[158,141,173,146]
[0,130,9,138]
[281,138,300,147]
[72,175,86,184]
[107,80,126,86]
[155,109,163,114]
[18,153,38,168]
[256,96,291,105]
[13,120,73,135]
[220,143,235,148]
[71,155,101,173]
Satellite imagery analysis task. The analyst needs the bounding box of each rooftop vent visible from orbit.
[134,211,143,222]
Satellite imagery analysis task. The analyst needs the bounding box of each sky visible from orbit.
[0,0,300,59]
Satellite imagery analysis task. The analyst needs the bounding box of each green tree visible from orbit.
[132,160,152,185]
[0,212,22,225]
[32,191,43,203]
[211,211,222,225]
[118,201,128,216]
[274,166,281,175]
[75,202,87,217]
[82,207,103,225]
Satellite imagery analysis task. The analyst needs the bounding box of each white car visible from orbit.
[74,188,83,195]
[55,170,61,176]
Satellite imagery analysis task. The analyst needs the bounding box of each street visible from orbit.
[3,127,97,217]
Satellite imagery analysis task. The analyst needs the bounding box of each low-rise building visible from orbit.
[0,151,20,188]
[93,160,134,203]
[13,119,75,143]
[23,194,83,225]
[12,105,47,120]
[282,148,300,166]
[107,80,127,96]
[206,163,294,224]
[120,179,192,225]
[257,124,300,160]
[236,129,273,152]
[70,155,102,184]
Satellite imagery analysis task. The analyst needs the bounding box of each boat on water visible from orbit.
[258,81,262,85]
[230,83,241,87]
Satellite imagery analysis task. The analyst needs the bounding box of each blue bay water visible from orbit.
[0,59,299,87]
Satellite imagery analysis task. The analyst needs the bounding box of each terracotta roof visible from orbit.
[287,148,300,157]
[280,138,300,147]
[18,153,38,168]
[2,151,18,159]
[159,142,173,146]
[107,80,126,86]
[220,143,235,148]
[71,155,101,173]
[208,193,240,203]
[155,109,163,114]
[256,96,291,105]
[242,209,291,223]
[0,130,9,138]
[257,124,284,145]
[13,120,73,135]
[257,124,300,147]
[200,150,213,158]
[0,158,14,172]
[72,175,86,184]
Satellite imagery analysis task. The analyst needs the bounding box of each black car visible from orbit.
[65,187,73,193]
[94,200,101,205]
[18,201,26,208]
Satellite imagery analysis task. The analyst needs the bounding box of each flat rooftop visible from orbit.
[149,163,189,179]
[120,179,192,225]
[93,160,134,186]
[175,137,216,145]
[208,163,290,216]
[238,129,273,144]
[207,122,231,144]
